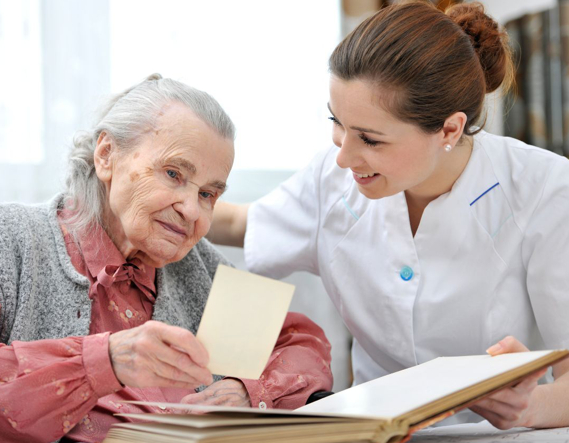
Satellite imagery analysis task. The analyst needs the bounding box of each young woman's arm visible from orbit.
[208,201,249,247]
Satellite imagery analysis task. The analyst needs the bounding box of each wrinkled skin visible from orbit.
[181,378,251,408]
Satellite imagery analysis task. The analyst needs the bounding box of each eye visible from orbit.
[199,191,215,199]
[359,134,381,147]
[166,169,179,180]
[328,116,342,126]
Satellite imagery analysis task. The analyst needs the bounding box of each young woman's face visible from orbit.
[328,76,447,200]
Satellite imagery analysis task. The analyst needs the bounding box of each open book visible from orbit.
[102,349,568,443]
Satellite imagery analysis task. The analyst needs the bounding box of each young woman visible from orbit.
[209,1,569,430]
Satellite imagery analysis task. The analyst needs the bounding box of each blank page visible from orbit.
[298,351,556,419]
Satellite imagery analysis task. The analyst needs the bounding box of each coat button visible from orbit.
[125,309,133,319]
[400,266,414,281]
[258,401,267,409]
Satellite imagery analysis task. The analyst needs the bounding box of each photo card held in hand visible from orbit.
[196,265,295,379]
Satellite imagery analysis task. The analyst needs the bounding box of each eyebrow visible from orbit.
[167,158,227,193]
[169,158,197,175]
[210,181,228,193]
[327,103,387,136]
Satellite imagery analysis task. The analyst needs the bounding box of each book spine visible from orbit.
[522,12,548,149]
[545,6,565,155]
[504,18,527,142]
[560,0,569,155]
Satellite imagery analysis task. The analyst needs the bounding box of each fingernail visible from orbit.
[486,342,502,354]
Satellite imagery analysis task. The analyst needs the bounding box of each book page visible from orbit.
[115,412,348,428]
[121,401,373,420]
[196,265,294,379]
[298,351,557,420]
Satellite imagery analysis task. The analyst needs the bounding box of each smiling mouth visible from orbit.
[354,172,380,178]
[157,220,187,237]
[352,171,381,185]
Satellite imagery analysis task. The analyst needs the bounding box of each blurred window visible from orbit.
[110,0,341,170]
[0,0,44,164]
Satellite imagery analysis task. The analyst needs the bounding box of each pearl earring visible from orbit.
[444,144,452,152]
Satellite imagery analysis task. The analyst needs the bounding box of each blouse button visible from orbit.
[400,266,414,281]
[125,309,133,319]
[258,401,267,409]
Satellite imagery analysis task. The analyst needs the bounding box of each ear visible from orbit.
[94,132,115,184]
[441,112,468,149]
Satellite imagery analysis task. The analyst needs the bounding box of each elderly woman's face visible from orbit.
[95,102,234,268]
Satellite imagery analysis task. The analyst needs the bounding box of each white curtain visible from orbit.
[0,0,110,203]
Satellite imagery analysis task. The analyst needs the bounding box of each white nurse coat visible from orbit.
[245,131,569,391]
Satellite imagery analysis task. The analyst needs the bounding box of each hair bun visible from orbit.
[145,73,163,82]
[446,2,511,93]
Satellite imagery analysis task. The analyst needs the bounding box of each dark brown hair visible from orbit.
[329,1,514,135]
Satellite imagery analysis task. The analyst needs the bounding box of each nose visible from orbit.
[173,193,200,222]
[335,135,360,170]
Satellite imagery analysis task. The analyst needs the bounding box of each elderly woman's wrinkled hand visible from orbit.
[108,320,213,389]
[180,378,252,407]
[469,336,547,430]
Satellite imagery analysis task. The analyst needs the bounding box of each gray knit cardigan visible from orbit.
[0,194,229,441]
[0,194,229,344]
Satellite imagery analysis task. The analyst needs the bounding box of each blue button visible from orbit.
[400,266,414,281]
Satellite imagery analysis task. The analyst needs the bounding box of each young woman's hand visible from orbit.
[469,336,547,429]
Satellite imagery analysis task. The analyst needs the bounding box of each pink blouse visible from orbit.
[0,215,333,443]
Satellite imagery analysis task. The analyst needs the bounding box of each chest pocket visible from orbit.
[322,185,370,248]
[469,183,521,264]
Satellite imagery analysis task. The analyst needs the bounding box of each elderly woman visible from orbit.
[0,75,332,443]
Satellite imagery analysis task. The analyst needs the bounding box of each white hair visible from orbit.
[63,73,235,237]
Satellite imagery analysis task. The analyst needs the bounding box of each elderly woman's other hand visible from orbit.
[109,320,213,389]
[180,378,251,407]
